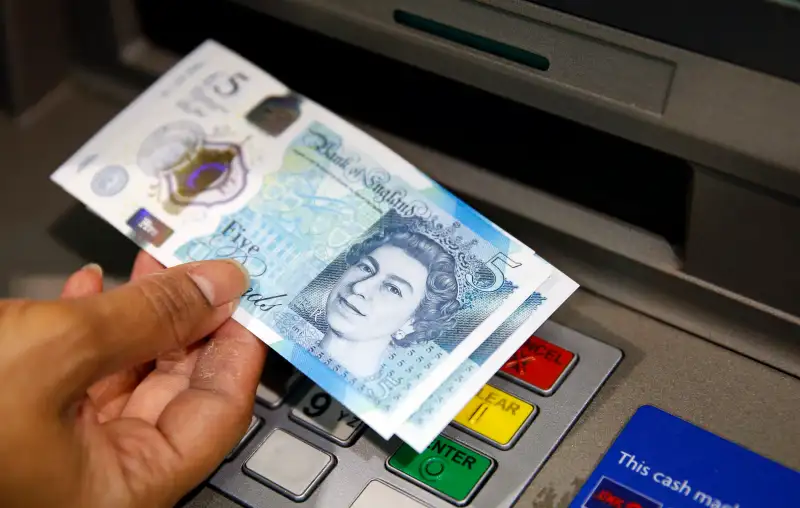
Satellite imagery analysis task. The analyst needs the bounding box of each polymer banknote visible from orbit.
[397,269,577,451]
[50,40,556,440]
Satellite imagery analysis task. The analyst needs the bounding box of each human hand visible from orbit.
[0,252,267,508]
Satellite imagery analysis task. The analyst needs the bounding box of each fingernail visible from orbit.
[187,260,250,307]
[82,263,103,277]
[227,259,251,286]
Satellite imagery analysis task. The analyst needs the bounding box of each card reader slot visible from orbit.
[391,1,675,114]
[393,10,551,72]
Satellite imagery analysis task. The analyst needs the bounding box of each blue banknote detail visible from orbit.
[420,184,512,255]
[285,208,517,410]
[175,121,525,411]
[408,291,546,424]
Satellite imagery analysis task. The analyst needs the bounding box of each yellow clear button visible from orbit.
[453,384,536,449]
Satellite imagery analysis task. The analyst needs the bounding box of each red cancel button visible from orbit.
[500,335,576,395]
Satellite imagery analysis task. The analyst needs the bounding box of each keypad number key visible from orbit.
[350,481,431,508]
[290,385,365,446]
[243,429,335,502]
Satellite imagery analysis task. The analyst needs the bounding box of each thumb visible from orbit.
[71,259,250,387]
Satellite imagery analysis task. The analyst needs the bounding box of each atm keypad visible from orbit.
[209,321,622,507]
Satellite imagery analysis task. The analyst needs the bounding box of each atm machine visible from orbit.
[53,0,800,506]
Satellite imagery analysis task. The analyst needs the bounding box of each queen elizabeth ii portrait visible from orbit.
[311,225,461,378]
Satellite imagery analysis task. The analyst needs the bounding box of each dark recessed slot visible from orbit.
[136,0,693,250]
[393,10,550,72]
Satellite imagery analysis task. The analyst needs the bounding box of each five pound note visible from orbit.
[50,40,555,442]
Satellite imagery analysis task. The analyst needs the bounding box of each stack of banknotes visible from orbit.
[51,41,578,452]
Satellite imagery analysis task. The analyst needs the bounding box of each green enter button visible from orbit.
[387,435,495,505]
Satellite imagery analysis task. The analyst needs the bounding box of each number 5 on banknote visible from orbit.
[469,252,522,292]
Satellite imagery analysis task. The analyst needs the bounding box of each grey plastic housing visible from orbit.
[233,0,800,199]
